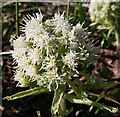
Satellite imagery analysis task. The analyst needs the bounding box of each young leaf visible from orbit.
[3,87,48,100]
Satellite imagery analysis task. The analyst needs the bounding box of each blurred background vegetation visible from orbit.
[1,1,120,117]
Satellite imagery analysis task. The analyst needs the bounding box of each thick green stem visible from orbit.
[16,0,19,36]
[51,84,66,116]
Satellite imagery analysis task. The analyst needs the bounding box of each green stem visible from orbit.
[16,0,19,36]
[67,0,70,19]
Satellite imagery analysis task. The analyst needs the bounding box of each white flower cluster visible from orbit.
[89,0,120,29]
[10,10,99,91]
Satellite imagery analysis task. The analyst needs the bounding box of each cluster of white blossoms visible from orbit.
[89,0,120,29]
[10,10,99,91]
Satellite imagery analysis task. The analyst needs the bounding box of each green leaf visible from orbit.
[111,88,119,94]
[3,87,48,100]
[51,84,66,116]
[66,94,118,113]
[67,80,81,97]
[104,82,118,90]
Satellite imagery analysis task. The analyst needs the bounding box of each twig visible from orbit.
[89,93,120,105]
[2,2,14,7]
[0,51,13,55]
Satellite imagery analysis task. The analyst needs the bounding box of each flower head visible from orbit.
[11,10,99,91]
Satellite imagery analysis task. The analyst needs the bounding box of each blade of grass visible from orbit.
[16,0,19,36]
[71,6,78,24]
[89,95,104,113]
[76,2,87,27]
[7,25,14,41]
[67,0,70,19]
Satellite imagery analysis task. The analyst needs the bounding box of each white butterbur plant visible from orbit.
[89,0,120,46]
[4,10,117,116]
